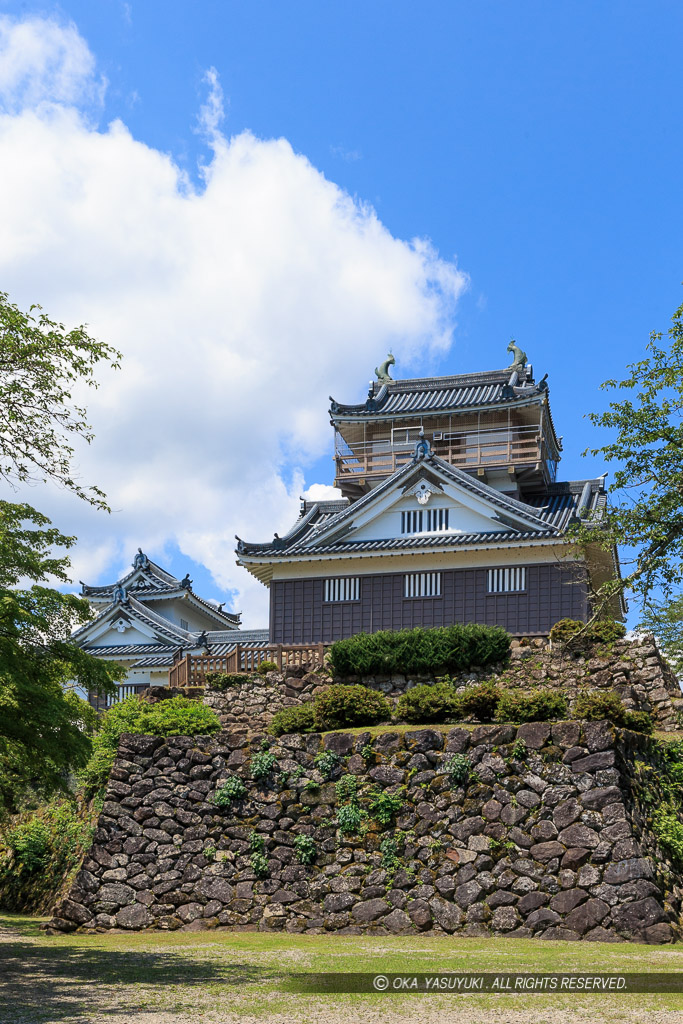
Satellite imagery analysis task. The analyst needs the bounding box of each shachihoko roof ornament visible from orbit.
[375,352,395,383]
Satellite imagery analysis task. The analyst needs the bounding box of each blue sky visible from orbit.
[0,1,681,623]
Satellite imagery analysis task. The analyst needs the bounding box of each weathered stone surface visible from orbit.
[611,897,665,933]
[557,824,601,849]
[516,723,551,749]
[580,786,621,810]
[603,859,653,885]
[561,847,590,870]
[430,898,464,933]
[116,904,153,929]
[454,880,483,908]
[383,908,413,933]
[406,899,432,930]
[491,906,520,931]
[60,900,92,924]
[97,883,135,907]
[563,898,609,935]
[527,908,560,930]
[352,899,389,922]
[549,888,588,914]
[518,891,549,915]
[323,893,356,913]
[196,878,234,904]
[553,799,582,829]
[530,841,565,862]
[571,751,615,773]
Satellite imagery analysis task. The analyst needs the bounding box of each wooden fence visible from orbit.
[168,643,326,688]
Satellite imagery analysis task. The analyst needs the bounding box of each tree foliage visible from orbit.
[0,291,121,509]
[0,501,124,814]
[574,298,683,612]
[639,594,683,677]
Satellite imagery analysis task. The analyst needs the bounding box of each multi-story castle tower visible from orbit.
[236,347,622,643]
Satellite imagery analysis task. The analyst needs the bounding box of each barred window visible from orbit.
[180,618,189,631]
[404,572,442,598]
[426,507,449,532]
[324,577,361,602]
[401,508,449,534]
[487,567,526,593]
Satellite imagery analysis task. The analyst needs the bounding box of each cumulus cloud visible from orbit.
[0,15,104,113]
[0,15,468,625]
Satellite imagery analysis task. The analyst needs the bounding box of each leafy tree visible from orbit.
[0,501,124,814]
[0,290,120,509]
[639,594,683,677]
[0,292,123,814]
[575,298,683,616]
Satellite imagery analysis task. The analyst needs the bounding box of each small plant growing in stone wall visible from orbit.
[250,750,277,780]
[313,750,340,779]
[257,660,279,675]
[214,775,246,805]
[205,672,250,690]
[368,787,405,826]
[249,832,270,877]
[293,834,316,865]
[443,753,471,786]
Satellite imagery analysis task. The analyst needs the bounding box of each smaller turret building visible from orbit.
[74,550,266,704]
[237,349,622,642]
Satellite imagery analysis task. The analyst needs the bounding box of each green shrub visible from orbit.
[458,682,500,722]
[250,751,276,780]
[268,703,316,737]
[214,775,246,806]
[361,744,375,762]
[496,689,568,723]
[293,834,316,865]
[549,618,626,648]
[313,750,340,779]
[205,672,250,690]
[623,711,654,734]
[328,624,510,677]
[335,803,367,835]
[368,788,405,825]
[204,844,216,861]
[573,690,628,724]
[653,808,683,865]
[5,819,51,872]
[395,684,461,724]
[250,851,270,877]
[0,799,98,912]
[249,832,265,853]
[443,753,471,786]
[380,835,401,872]
[78,695,221,797]
[257,660,279,675]
[313,685,390,731]
[335,774,359,804]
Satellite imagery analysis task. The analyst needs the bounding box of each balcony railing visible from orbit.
[335,424,549,484]
[169,643,327,688]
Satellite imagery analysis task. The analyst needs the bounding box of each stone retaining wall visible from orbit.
[203,634,682,733]
[49,721,683,943]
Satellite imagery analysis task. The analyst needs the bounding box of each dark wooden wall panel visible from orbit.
[270,562,588,643]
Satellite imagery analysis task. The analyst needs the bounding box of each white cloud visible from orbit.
[0,16,468,627]
[0,15,104,113]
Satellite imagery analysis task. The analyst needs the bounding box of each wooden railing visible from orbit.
[169,643,326,688]
[334,426,548,484]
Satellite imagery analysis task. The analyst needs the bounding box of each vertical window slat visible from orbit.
[323,577,361,602]
[487,567,526,593]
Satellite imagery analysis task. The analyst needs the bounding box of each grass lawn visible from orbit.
[2,914,683,1024]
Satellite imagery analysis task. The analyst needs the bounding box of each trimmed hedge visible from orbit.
[549,618,626,647]
[205,672,251,691]
[313,685,391,731]
[496,689,568,723]
[573,690,653,734]
[396,684,461,724]
[458,682,500,723]
[268,703,316,737]
[329,624,510,677]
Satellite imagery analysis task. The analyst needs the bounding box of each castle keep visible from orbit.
[237,347,622,643]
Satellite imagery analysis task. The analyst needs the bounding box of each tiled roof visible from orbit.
[80,556,240,627]
[237,455,607,562]
[329,367,546,419]
[79,628,271,669]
